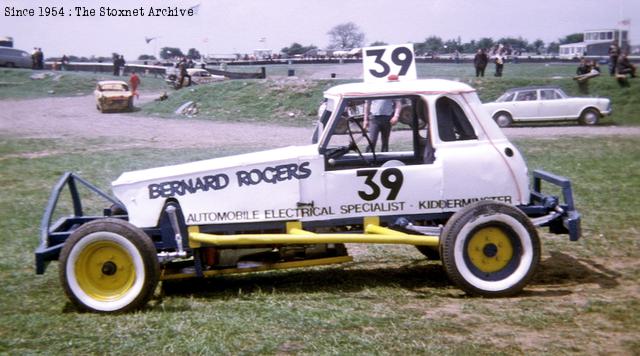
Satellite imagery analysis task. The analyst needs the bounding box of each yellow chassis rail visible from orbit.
[161,255,353,280]
[161,218,439,281]
[187,218,440,249]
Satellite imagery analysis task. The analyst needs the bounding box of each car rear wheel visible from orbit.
[579,108,600,125]
[59,218,159,313]
[493,112,513,127]
[440,201,540,297]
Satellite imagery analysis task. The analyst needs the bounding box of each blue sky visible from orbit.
[1,0,637,58]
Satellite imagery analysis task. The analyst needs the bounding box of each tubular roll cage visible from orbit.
[35,169,581,276]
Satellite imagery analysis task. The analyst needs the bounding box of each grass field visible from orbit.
[0,68,166,99]
[1,63,639,354]
[0,134,638,354]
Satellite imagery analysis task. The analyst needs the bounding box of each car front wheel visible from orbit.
[440,201,540,297]
[579,108,600,125]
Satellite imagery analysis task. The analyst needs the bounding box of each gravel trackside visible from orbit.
[1,94,638,151]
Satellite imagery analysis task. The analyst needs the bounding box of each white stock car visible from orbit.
[36,78,581,313]
[483,86,612,127]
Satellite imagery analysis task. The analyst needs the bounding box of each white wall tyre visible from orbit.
[59,218,159,313]
[440,201,540,297]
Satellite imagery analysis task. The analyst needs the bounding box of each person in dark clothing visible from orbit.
[113,55,119,76]
[177,58,191,88]
[608,44,620,76]
[574,58,595,94]
[576,58,590,76]
[61,55,69,71]
[364,99,401,152]
[118,55,126,76]
[617,53,637,78]
[36,48,44,69]
[473,49,488,77]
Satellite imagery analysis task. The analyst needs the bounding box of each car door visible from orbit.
[434,95,522,207]
[538,89,572,119]
[512,90,540,120]
[309,95,444,222]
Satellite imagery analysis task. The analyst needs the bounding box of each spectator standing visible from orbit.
[31,48,38,69]
[364,99,401,152]
[61,55,69,71]
[118,55,126,76]
[494,49,505,77]
[617,53,637,78]
[38,48,44,69]
[608,44,620,76]
[113,55,119,76]
[129,71,141,99]
[178,58,189,88]
[473,49,488,77]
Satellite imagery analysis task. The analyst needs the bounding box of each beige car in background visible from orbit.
[94,80,133,113]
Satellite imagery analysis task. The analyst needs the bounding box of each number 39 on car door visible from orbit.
[319,163,444,219]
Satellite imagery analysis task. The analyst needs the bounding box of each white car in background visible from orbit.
[483,87,612,127]
[187,68,226,84]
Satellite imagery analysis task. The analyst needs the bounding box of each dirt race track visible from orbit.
[1,94,639,153]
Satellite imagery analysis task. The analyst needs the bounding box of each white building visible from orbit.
[559,29,629,59]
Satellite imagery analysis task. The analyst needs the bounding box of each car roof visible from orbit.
[504,86,562,93]
[324,79,475,97]
[97,80,128,86]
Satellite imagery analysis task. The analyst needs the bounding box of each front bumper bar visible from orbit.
[529,169,582,241]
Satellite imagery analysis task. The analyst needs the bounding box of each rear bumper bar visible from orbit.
[35,172,124,274]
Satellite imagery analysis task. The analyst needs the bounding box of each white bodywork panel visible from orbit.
[113,79,530,229]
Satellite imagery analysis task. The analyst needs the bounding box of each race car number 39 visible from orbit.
[363,43,417,82]
[357,168,404,201]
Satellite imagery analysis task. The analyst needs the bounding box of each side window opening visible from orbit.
[322,95,431,169]
[416,98,436,164]
[515,90,538,101]
[497,92,515,102]
[541,89,561,100]
[312,98,334,144]
[435,96,478,142]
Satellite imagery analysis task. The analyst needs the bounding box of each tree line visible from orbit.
[49,22,586,62]
[281,22,585,56]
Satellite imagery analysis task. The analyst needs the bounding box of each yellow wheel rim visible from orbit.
[74,240,136,301]
[466,226,514,273]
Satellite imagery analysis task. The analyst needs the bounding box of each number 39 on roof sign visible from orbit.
[363,43,417,83]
